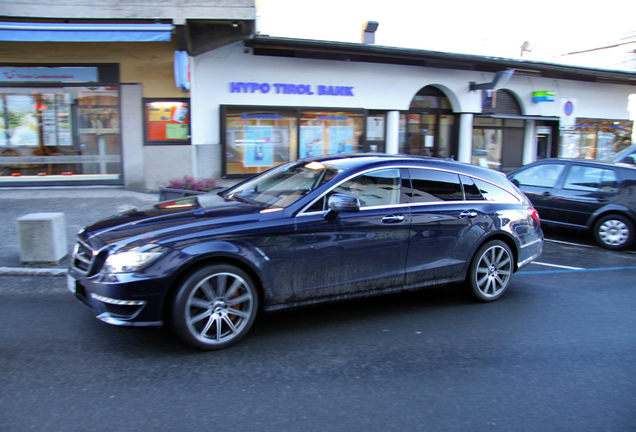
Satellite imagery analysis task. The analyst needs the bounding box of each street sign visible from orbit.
[560,98,577,129]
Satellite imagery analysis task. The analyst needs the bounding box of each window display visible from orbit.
[223,107,364,177]
[144,99,190,144]
[559,120,633,160]
[0,86,122,183]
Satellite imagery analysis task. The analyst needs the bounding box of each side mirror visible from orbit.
[325,193,360,220]
[624,155,636,165]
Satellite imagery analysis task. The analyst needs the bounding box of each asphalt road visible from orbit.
[1,238,635,432]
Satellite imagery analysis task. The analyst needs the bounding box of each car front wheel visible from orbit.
[593,214,635,251]
[464,240,514,302]
[172,264,258,350]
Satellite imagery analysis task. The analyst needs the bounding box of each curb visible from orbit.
[0,266,68,277]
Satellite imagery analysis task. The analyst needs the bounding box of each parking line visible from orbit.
[544,239,595,248]
[520,266,636,275]
[530,262,584,270]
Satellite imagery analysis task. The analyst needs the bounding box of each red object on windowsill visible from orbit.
[11,173,21,177]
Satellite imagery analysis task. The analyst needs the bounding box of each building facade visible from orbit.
[1,3,635,190]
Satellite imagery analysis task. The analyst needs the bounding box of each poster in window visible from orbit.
[0,96,6,146]
[243,126,273,167]
[7,94,39,147]
[145,101,189,142]
[300,126,324,158]
[56,93,72,146]
[328,126,354,154]
[41,93,57,147]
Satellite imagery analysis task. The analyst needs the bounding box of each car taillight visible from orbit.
[530,208,540,225]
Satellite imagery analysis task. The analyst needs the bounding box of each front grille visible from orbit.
[72,239,94,273]
[71,237,107,276]
[103,302,144,319]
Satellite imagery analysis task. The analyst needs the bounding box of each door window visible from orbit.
[333,169,401,208]
[563,165,618,193]
[510,163,566,188]
[407,168,463,202]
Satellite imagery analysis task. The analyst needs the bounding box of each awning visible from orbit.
[0,22,174,42]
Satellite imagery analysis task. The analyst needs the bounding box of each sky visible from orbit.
[257,0,636,61]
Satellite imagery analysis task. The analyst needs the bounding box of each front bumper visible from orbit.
[67,270,166,327]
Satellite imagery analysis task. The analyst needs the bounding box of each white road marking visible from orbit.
[544,238,595,248]
[530,262,584,270]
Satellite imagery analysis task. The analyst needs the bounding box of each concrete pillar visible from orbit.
[17,213,68,264]
[523,119,536,165]
[458,113,474,164]
[386,111,400,154]
[121,83,146,190]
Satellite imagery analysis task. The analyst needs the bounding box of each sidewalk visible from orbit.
[0,187,158,276]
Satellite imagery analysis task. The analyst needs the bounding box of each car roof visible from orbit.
[524,158,636,170]
[302,153,506,181]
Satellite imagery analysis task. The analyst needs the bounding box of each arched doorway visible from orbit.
[399,86,458,158]
[473,89,525,172]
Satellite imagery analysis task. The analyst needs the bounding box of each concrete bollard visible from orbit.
[17,213,68,265]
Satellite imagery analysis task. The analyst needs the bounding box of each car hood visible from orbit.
[80,193,274,249]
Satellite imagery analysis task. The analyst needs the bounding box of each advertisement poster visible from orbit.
[7,94,39,147]
[300,126,323,158]
[243,126,273,167]
[41,93,57,147]
[145,102,189,141]
[56,93,72,146]
[328,126,354,154]
[0,97,6,146]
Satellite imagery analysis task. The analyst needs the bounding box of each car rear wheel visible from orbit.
[172,264,258,350]
[593,214,635,251]
[464,240,514,302]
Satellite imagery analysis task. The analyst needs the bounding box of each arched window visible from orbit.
[400,86,457,158]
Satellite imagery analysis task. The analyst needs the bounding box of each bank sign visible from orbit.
[230,82,354,96]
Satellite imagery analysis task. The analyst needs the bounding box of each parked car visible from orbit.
[508,158,636,250]
[611,144,636,165]
[68,154,543,350]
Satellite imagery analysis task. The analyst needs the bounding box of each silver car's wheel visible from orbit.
[593,215,634,251]
[465,240,514,302]
[172,265,258,350]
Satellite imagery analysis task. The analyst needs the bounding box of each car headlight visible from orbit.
[101,245,167,274]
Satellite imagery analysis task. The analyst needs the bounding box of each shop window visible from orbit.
[1,86,122,184]
[144,99,190,145]
[559,120,633,160]
[472,127,503,170]
[222,106,365,177]
[224,108,298,176]
[300,110,364,158]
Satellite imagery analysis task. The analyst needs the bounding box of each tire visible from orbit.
[593,214,635,251]
[464,240,514,302]
[171,264,258,350]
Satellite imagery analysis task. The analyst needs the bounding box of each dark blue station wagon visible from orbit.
[68,155,544,350]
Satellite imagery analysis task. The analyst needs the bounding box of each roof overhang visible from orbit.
[248,36,636,86]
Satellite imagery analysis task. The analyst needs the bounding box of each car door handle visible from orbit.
[459,210,478,219]
[382,214,405,223]
[542,191,552,197]
[598,197,609,203]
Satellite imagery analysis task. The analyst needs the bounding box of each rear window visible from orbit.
[408,168,463,202]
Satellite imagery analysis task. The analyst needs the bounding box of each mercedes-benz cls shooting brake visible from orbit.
[68,155,543,350]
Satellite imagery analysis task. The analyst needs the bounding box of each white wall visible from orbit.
[193,42,634,148]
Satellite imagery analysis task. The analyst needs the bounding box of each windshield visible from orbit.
[223,161,340,208]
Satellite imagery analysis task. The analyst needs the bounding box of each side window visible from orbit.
[564,165,618,193]
[332,169,401,208]
[510,163,565,188]
[461,175,483,201]
[408,169,463,202]
[473,178,520,203]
